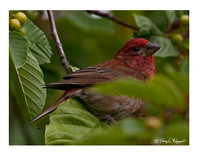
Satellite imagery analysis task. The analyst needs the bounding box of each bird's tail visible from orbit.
[23,88,81,129]
[44,81,69,90]
[23,92,69,129]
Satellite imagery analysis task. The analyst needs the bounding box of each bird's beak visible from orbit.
[145,42,161,56]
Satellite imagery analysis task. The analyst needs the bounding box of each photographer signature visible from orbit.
[154,137,186,144]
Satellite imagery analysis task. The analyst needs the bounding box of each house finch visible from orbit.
[25,38,160,128]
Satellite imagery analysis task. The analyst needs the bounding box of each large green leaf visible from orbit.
[150,36,178,57]
[163,10,176,24]
[22,19,52,64]
[164,65,189,93]
[95,73,187,110]
[75,118,189,145]
[162,121,189,145]
[133,14,163,36]
[45,99,108,145]
[133,13,178,57]
[73,113,189,145]
[75,118,154,145]
[9,32,46,122]
[9,32,28,68]
[66,11,115,33]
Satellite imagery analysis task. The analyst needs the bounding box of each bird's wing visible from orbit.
[45,62,128,90]
[45,60,146,90]
[62,66,126,85]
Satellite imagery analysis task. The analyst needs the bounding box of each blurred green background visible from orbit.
[9,10,189,145]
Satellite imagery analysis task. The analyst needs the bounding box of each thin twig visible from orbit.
[87,10,140,31]
[181,29,189,40]
[164,18,180,34]
[9,12,15,17]
[47,10,72,74]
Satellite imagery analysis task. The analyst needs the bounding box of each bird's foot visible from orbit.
[133,113,146,119]
[104,114,116,125]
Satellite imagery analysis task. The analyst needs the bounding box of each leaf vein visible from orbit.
[22,82,45,104]
[19,66,44,84]
[19,73,45,95]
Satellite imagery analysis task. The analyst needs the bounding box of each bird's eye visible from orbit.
[132,46,139,52]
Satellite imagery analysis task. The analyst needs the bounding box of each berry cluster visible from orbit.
[9,12,27,36]
[171,14,189,45]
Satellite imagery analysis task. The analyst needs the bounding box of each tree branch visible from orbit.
[9,12,15,17]
[87,10,140,31]
[47,10,72,74]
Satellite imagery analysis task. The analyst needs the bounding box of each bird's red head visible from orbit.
[114,38,161,78]
[115,38,160,58]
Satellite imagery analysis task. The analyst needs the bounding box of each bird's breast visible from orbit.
[79,88,144,120]
[128,56,156,79]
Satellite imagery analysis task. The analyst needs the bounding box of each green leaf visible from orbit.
[66,11,115,33]
[71,65,79,72]
[133,13,178,57]
[75,118,154,145]
[45,99,106,145]
[9,47,46,122]
[180,58,189,75]
[163,11,176,24]
[133,13,163,36]
[9,32,28,68]
[150,36,178,57]
[163,121,189,145]
[22,19,52,64]
[164,65,189,93]
[95,74,186,110]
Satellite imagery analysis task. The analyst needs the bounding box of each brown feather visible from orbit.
[46,59,146,90]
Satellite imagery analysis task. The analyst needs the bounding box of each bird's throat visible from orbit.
[126,55,156,79]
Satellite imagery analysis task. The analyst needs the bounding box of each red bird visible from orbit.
[25,38,160,128]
